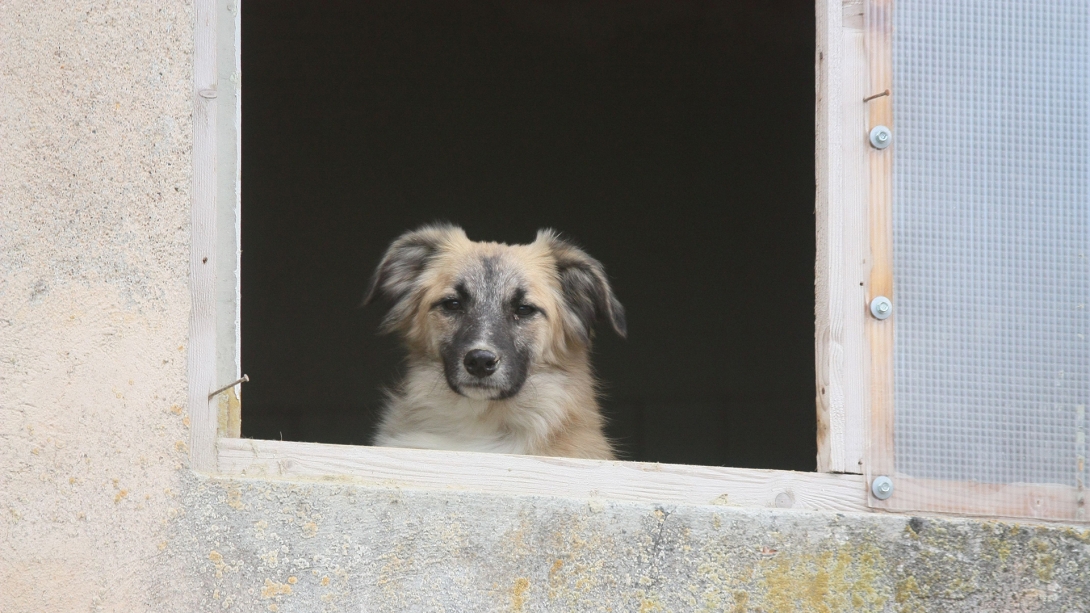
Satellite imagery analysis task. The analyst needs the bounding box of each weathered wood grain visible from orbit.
[188,0,219,473]
[815,0,869,474]
[218,438,869,512]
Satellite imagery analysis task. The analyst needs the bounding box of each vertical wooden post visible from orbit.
[815,0,869,474]
[188,0,219,473]
[215,0,243,440]
[863,0,896,494]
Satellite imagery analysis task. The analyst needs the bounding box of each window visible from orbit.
[190,0,1088,523]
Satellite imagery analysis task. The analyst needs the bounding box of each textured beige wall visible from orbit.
[2,2,1089,612]
[0,1,197,609]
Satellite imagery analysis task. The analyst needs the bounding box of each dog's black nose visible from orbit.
[463,349,498,378]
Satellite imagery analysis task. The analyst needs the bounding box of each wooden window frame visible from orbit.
[185,0,868,514]
[186,0,1083,522]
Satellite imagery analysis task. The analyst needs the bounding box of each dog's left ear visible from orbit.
[536,230,627,344]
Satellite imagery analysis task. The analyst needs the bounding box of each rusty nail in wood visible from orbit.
[863,89,891,103]
[209,374,249,399]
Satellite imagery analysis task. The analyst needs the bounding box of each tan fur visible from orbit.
[367,226,620,460]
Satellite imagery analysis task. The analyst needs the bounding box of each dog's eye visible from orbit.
[441,299,463,312]
[515,304,536,317]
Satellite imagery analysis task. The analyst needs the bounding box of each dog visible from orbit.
[363,224,626,459]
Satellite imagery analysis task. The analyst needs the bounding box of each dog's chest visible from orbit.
[376,372,573,455]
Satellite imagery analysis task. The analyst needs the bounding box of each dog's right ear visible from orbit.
[363,224,465,331]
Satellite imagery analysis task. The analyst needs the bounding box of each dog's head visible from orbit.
[364,224,626,400]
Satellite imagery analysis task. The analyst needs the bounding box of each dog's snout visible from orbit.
[463,349,498,378]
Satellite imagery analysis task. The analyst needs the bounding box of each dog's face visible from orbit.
[364,225,626,400]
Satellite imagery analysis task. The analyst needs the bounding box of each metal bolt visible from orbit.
[871,476,894,500]
[870,296,893,320]
[869,125,892,149]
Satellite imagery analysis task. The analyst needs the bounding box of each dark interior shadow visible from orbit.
[241,0,817,470]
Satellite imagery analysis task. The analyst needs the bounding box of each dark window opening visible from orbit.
[242,0,816,470]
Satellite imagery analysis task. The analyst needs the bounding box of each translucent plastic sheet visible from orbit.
[892,0,1088,517]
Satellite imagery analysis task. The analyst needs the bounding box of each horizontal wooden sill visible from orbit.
[216,437,868,513]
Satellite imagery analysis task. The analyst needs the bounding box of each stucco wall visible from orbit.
[0,1,197,610]
[1,2,1088,612]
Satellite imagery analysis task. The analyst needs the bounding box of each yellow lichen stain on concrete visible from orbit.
[377,546,414,605]
[287,576,298,584]
[1031,539,1055,582]
[637,594,664,612]
[114,489,128,503]
[261,549,279,567]
[209,550,228,578]
[174,440,187,453]
[511,577,530,611]
[225,486,245,510]
[985,526,1014,563]
[696,590,722,613]
[170,404,183,415]
[758,543,888,613]
[731,590,749,613]
[940,575,975,601]
[895,576,919,605]
[536,512,616,608]
[302,521,318,538]
[261,578,293,599]
[320,575,331,586]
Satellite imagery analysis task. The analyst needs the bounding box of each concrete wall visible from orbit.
[1,2,1088,611]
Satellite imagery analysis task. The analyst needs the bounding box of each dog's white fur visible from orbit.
[374,356,609,457]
